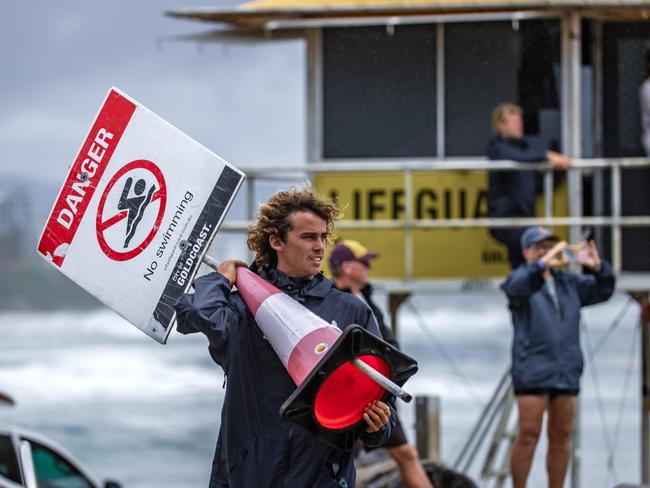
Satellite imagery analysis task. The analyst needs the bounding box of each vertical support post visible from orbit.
[306,28,323,163]
[388,292,410,339]
[591,20,605,249]
[641,294,650,485]
[544,170,554,218]
[436,23,445,159]
[611,163,622,275]
[246,176,256,262]
[562,12,583,245]
[562,12,582,488]
[404,169,414,281]
[415,395,441,461]
[631,291,650,484]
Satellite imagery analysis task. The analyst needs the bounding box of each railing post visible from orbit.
[246,176,256,262]
[544,170,554,218]
[388,292,410,339]
[404,169,414,281]
[611,163,622,274]
[562,12,582,488]
[415,395,441,461]
[630,291,650,484]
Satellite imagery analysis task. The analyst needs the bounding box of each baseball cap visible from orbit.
[328,240,379,268]
[520,226,559,250]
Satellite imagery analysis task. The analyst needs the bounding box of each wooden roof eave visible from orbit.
[166,3,650,29]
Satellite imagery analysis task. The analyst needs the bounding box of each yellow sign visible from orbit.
[316,171,568,280]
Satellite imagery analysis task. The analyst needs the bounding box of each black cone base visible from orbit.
[279,325,418,451]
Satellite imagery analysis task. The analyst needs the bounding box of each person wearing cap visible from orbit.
[487,103,572,268]
[329,240,433,488]
[501,226,615,488]
[174,186,394,488]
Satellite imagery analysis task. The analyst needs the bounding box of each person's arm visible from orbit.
[174,260,247,366]
[359,399,396,448]
[355,305,396,447]
[493,139,571,168]
[501,241,568,301]
[573,241,616,306]
[492,139,547,163]
[500,262,546,303]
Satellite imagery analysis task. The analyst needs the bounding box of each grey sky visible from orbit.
[0,0,305,185]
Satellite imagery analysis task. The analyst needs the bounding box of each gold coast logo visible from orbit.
[96,160,166,261]
[314,342,329,355]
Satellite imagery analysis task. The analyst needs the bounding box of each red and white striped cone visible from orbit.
[235,266,397,431]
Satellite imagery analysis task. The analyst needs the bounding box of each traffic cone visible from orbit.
[235,266,418,450]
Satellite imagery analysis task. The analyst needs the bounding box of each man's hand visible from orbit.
[217,259,248,286]
[547,151,572,170]
[576,240,601,272]
[364,400,391,433]
[540,240,568,269]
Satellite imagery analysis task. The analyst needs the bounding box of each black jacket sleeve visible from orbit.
[574,261,616,306]
[174,272,241,367]
[500,262,546,306]
[490,138,548,163]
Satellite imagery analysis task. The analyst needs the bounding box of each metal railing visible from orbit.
[223,157,650,280]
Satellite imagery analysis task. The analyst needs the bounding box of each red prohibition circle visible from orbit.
[96,159,167,261]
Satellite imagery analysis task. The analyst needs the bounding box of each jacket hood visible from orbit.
[255,265,332,301]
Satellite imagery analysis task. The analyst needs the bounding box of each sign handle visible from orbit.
[201,255,413,403]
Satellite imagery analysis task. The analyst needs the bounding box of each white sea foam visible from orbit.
[0,291,642,487]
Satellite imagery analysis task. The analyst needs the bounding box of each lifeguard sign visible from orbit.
[38,87,245,343]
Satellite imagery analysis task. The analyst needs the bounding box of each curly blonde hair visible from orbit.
[247,185,341,267]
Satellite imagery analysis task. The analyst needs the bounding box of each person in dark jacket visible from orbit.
[487,103,572,268]
[329,240,432,488]
[501,226,615,488]
[174,186,394,488]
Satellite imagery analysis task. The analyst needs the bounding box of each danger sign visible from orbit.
[38,87,245,343]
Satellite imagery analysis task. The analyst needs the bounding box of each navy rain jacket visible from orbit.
[174,266,395,488]
[487,135,547,219]
[501,261,615,392]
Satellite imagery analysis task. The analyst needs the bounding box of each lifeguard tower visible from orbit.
[168,1,650,485]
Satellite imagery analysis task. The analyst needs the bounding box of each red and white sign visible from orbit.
[38,87,245,343]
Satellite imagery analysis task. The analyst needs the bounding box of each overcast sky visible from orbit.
[0,0,305,185]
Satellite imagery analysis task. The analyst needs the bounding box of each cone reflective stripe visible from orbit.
[247,287,341,384]
[236,267,341,384]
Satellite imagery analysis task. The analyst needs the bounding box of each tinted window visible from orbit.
[445,20,562,156]
[28,440,92,488]
[323,25,437,158]
[0,434,21,484]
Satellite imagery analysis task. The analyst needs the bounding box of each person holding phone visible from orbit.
[501,226,615,488]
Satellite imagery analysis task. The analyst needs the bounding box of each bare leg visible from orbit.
[387,444,433,488]
[511,395,548,488]
[546,395,577,488]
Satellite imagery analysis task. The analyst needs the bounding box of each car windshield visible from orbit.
[26,440,93,488]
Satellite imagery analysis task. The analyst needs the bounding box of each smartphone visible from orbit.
[563,228,593,261]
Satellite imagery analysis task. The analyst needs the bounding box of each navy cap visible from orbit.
[328,240,379,268]
[520,226,559,250]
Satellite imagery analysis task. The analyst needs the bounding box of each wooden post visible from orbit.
[415,395,440,461]
[388,292,410,338]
